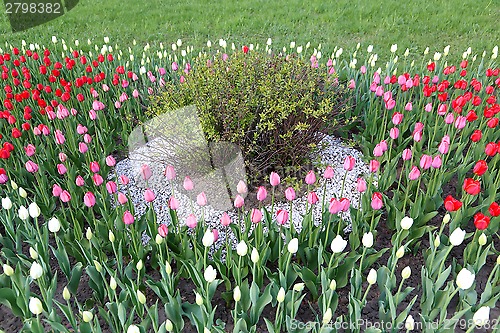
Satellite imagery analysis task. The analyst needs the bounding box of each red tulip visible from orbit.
[488,202,500,217]
[470,130,482,142]
[473,212,490,230]
[463,178,481,195]
[485,142,497,157]
[472,160,488,176]
[444,195,462,211]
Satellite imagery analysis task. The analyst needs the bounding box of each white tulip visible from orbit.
[442,213,450,224]
[28,202,40,218]
[287,238,299,254]
[293,283,305,292]
[478,233,487,246]
[401,266,411,279]
[396,246,405,259]
[30,262,43,279]
[367,269,377,285]
[82,311,93,322]
[400,216,413,230]
[127,325,140,333]
[362,232,374,248]
[405,315,415,330]
[233,286,241,302]
[330,235,347,253]
[2,264,14,276]
[367,45,373,53]
[63,286,71,300]
[322,308,332,324]
[202,229,215,247]
[473,306,490,327]
[450,228,466,246]
[29,247,38,259]
[195,292,203,305]
[48,217,61,233]
[86,228,93,240]
[165,319,174,332]
[29,297,43,315]
[390,44,397,53]
[251,248,260,263]
[456,268,475,290]
[236,240,248,256]
[204,265,217,283]
[277,287,285,303]
[137,290,146,304]
[109,231,115,243]
[110,277,117,290]
[329,279,337,291]
[18,206,29,220]
[2,197,12,210]
[136,260,143,271]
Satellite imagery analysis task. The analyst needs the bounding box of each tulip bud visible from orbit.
[10,180,18,190]
[329,279,337,291]
[287,238,299,254]
[63,286,71,300]
[127,325,140,333]
[136,260,143,271]
[195,292,203,305]
[401,266,411,279]
[400,216,413,230]
[29,297,43,315]
[108,230,115,242]
[497,256,500,265]
[93,260,102,272]
[277,287,285,303]
[362,232,374,248]
[405,315,415,331]
[251,248,260,263]
[19,187,27,198]
[86,227,93,240]
[367,269,377,285]
[48,217,61,233]
[29,247,38,259]
[165,319,174,332]
[396,246,405,259]
[165,261,172,275]
[137,290,146,304]
[322,308,332,324]
[30,262,43,279]
[236,240,248,256]
[434,236,441,248]
[233,286,241,302]
[82,311,93,322]
[155,234,164,244]
[110,277,117,290]
[478,233,487,246]
[204,265,217,283]
[3,264,14,276]
[293,283,305,292]
[443,213,450,224]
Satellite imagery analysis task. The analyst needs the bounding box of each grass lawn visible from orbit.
[0,0,498,60]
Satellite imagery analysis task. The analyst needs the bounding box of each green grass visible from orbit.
[0,0,498,60]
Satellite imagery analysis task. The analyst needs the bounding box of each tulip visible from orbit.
[489,202,500,217]
[343,156,355,171]
[105,155,116,167]
[456,268,475,290]
[373,144,383,157]
[270,172,280,186]
[25,160,39,173]
[109,231,115,242]
[202,229,215,247]
[144,189,156,202]
[323,166,334,179]
[117,192,128,205]
[402,149,412,161]
[29,247,38,259]
[165,319,174,332]
[89,161,100,173]
[450,227,466,246]
[168,196,179,210]
[473,212,490,230]
[197,192,207,206]
[276,210,289,225]
[204,265,217,283]
[322,308,332,324]
[28,202,40,218]
[236,180,247,194]
[329,198,342,214]
[369,160,380,173]
[127,325,140,333]
[478,233,487,246]
[29,297,43,315]
[472,306,490,327]
[419,155,432,170]
[256,186,267,201]
[305,170,316,184]
[84,192,96,207]
[106,181,117,194]
[277,287,286,303]
[307,192,319,205]
[119,175,130,185]
[356,178,367,192]
[400,216,413,230]
[141,164,152,180]
[251,248,260,263]
[371,192,383,210]
[60,191,71,203]
[287,238,299,254]
[390,127,399,139]
[1,197,12,209]
[165,165,175,180]
[405,315,415,330]
[52,184,63,197]
[48,217,61,233]
[367,269,377,285]
[401,266,411,279]
[19,188,27,198]
[236,240,248,256]
[473,160,488,176]
[123,211,135,225]
[221,212,231,226]
[234,195,244,208]
[362,232,374,248]
[463,178,481,195]
[3,264,14,276]
[82,311,93,322]
[392,112,403,125]
[408,166,420,180]
[54,130,66,144]
[431,155,442,168]
[186,214,197,228]
[93,174,104,186]
[86,228,93,240]
[158,224,168,237]
[30,262,43,279]
[183,176,194,191]
[233,286,241,302]
[285,187,296,201]
[250,208,262,223]
[293,283,305,292]
[75,176,85,187]
[330,235,347,253]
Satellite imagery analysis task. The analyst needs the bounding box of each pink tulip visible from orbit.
[158,224,168,237]
[371,192,383,210]
[385,98,396,110]
[165,165,176,180]
[117,192,128,205]
[438,142,449,154]
[0,174,8,184]
[329,198,342,214]
[237,180,247,194]
[84,191,96,207]
[360,66,366,74]
[212,229,219,242]
[414,122,424,132]
[425,103,433,112]
[93,174,104,186]
[398,75,406,85]
[276,209,289,225]
[114,101,121,109]
[183,176,194,191]
[234,195,244,208]
[270,172,280,186]
[221,212,231,226]
[60,190,71,203]
[106,156,116,167]
[79,142,88,154]
[84,134,92,144]
[370,82,377,92]
[92,100,105,111]
[373,144,383,157]
[390,127,399,139]
[323,166,334,179]
[373,72,380,84]
[144,189,156,202]
[408,166,421,180]
[59,152,67,162]
[25,160,39,173]
[123,211,135,225]
[24,144,36,156]
[106,181,117,194]
[54,130,66,145]
[392,112,403,125]
[454,116,466,129]
[369,160,380,173]
[186,214,197,228]
[402,149,412,161]
[77,124,87,135]
[57,164,67,175]
[75,175,85,187]
[132,89,139,98]
[441,135,451,145]
[305,170,316,185]
[445,113,454,124]
[168,196,179,210]
[141,165,152,180]
[432,155,442,168]
[419,155,432,170]
[52,184,62,197]
[348,79,356,89]
[356,178,367,192]
[256,186,267,201]
[119,175,130,185]
[384,76,391,84]
[340,198,350,212]
[197,192,207,206]
[379,140,388,152]
[405,102,413,111]
[251,208,263,224]
[437,104,447,115]
[344,156,355,171]
[172,62,178,71]
[285,187,296,201]
[90,161,100,173]
[375,85,384,96]
[307,192,319,205]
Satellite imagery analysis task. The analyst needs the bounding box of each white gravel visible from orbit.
[111,134,371,249]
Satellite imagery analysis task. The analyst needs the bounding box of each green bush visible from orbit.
[148,51,350,185]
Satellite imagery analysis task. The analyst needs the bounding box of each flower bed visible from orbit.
[0,39,499,333]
